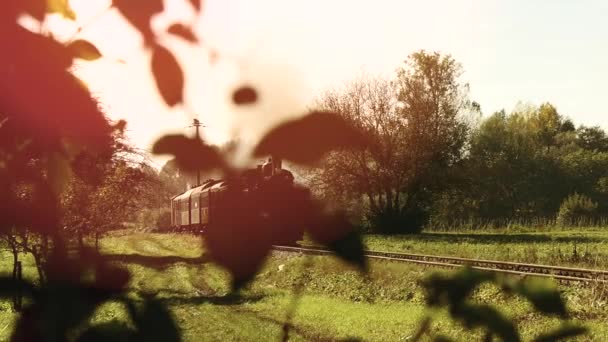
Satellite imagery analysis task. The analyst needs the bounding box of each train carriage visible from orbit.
[170,158,292,233]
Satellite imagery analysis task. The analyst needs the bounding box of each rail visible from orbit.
[271,245,608,284]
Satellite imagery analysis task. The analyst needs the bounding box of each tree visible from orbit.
[310,51,475,233]
[576,125,608,152]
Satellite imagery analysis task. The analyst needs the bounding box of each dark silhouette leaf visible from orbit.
[95,265,130,291]
[327,230,366,271]
[1,25,112,149]
[151,44,184,106]
[152,134,224,172]
[254,111,371,164]
[232,86,258,105]
[77,321,134,342]
[167,24,198,43]
[205,185,274,290]
[9,0,47,21]
[422,268,495,307]
[513,283,567,317]
[533,325,587,342]
[68,39,102,61]
[0,277,36,299]
[113,0,164,44]
[453,304,520,342]
[133,297,181,341]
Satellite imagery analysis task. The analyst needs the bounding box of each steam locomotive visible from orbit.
[169,158,294,232]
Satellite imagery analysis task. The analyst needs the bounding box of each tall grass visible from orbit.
[425,216,608,233]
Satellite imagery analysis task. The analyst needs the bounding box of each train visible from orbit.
[169,157,294,232]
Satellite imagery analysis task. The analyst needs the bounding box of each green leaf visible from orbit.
[68,40,102,61]
[47,0,76,20]
[151,44,184,106]
[533,325,587,342]
[254,111,371,165]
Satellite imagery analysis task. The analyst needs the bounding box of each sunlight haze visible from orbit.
[45,0,608,167]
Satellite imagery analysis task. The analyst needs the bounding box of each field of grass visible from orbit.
[363,228,608,269]
[1,231,607,341]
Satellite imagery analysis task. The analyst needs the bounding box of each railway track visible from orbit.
[272,245,608,284]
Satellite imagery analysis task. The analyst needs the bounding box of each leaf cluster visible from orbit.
[418,267,586,342]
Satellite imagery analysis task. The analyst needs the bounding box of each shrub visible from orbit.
[136,207,172,231]
[556,193,597,226]
[367,207,427,234]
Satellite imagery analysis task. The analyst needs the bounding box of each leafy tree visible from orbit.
[576,125,608,152]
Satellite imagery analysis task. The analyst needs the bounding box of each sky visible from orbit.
[42,0,608,168]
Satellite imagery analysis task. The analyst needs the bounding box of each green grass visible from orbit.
[1,232,608,341]
[363,229,608,269]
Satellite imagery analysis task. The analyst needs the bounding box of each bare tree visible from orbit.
[308,51,476,233]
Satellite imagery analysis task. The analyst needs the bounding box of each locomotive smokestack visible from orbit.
[273,156,282,172]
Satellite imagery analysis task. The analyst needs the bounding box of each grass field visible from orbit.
[1,231,607,341]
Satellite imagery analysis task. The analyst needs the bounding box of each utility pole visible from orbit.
[192,118,202,186]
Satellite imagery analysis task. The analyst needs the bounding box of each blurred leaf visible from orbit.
[254,111,371,164]
[533,325,587,342]
[433,336,456,342]
[15,0,47,20]
[167,24,198,43]
[77,321,134,342]
[47,0,76,20]
[328,231,366,270]
[513,282,567,317]
[0,277,36,299]
[1,25,112,149]
[151,44,184,106]
[133,297,181,341]
[95,264,130,291]
[68,40,102,61]
[453,304,520,342]
[189,0,202,11]
[311,216,366,271]
[205,186,273,290]
[113,0,164,44]
[152,134,224,172]
[48,152,72,196]
[232,86,258,105]
[423,268,495,307]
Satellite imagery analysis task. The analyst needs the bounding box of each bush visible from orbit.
[367,207,427,234]
[156,208,172,230]
[136,207,172,231]
[556,193,597,226]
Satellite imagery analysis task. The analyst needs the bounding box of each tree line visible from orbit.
[308,50,608,233]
